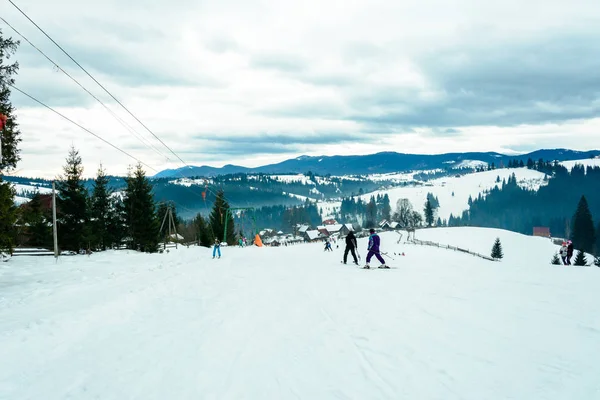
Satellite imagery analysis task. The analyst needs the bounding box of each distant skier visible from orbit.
[559,242,568,265]
[566,240,574,265]
[343,231,359,265]
[324,238,333,252]
[365,228,388,269]
[212,238,221,259]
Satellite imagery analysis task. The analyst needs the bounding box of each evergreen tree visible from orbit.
[0,30,22,174]
[573,250,587,266]
[491,237,503,259]
[424,198,434,226]
[570,195,596,254]
[0,182,17,252]
[595,222,600,255]
[56,146,89,251]
[194,213,212,247]
[0,30,22,253]
[436,216,442,227]
[365,196,377,228]
[381,194,392,222]
[90,164,112,250]
[21,193,52,247]
[106,195,126,249]
[209,189,236,244]
[123,163,159,252]
[550,253,561,265]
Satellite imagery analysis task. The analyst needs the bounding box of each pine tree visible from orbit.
[209,189,236,244]
[0,30,22,174]
[595,222,600,256]
[106,195,127,249]
[21,193,52,247]
[381,194,392,222]
[365,196,377,228]
[573,250,587,266]
[194,213,213,247]
[0,182,17,252]
[123,163,159,252]
[90,164,112,250]
[424,199,434,227]
[550,253,561,265]
[570,195,596,254]
[56,146,89,251]
[0,30,22,253]
[491,237,503,259]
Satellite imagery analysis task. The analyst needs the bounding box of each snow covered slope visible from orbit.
[1,228,598,399]
[560,158,600,171]
[318,167,547,220]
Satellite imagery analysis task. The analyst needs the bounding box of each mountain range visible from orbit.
[154,149,600,178]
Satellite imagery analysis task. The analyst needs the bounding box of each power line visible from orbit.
[7,0,240,209]
[8,0,187,166]
[0,16,172,162]
[8,83,157,172]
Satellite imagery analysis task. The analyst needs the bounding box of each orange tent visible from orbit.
[254,234,263,247]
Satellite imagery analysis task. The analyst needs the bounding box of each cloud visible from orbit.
[3,0,600,178]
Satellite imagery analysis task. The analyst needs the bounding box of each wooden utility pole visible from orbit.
[52,181,58,258]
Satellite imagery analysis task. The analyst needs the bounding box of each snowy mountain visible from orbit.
[1,227,598,399]
[153,149,600,178]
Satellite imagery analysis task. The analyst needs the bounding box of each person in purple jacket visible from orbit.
[365,228,388,269]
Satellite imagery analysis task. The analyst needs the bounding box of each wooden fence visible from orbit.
[408,238,499,262]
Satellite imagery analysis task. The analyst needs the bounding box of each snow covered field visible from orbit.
[1,228,599,399]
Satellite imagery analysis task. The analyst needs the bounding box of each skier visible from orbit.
[324,238,333,251]
[566,240,574,265]
[559,242,568,265]
[343,231,359,265]
[212,238,221,259]
[365,228,388,269]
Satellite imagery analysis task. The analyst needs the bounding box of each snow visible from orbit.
[560,158,600,171]
[168,178,211,187]
[452,159,488,169]
[11,183,52,195]
[1,227,599,399]
[319,168,547,221]
[269,174,315,185]
[14,196,31,205]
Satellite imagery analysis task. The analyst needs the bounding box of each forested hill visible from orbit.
[448,163,600,242]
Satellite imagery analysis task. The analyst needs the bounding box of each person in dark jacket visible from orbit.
[365,228,387,268]
[566,240,574,265]
[343,231,359,265]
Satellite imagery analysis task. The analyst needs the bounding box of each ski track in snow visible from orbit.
[1,229,600,399]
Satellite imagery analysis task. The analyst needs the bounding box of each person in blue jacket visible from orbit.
[365,228,388,268]
[212,238,221,259]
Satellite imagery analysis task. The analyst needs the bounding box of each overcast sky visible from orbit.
[3,0,600,178]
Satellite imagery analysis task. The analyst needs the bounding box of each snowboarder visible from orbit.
[566,240,574,265]
[212,238,221,259]
[343,231,359,265]
[365,228,388,269]
[559,242,568,265]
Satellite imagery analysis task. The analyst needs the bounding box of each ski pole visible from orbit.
[380,252,395,261]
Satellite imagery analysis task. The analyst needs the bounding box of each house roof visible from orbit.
[325,224,344,233]
[298,224,310,233]
[306,230,322,240]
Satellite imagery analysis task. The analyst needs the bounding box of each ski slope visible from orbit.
[1,228,599,399]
